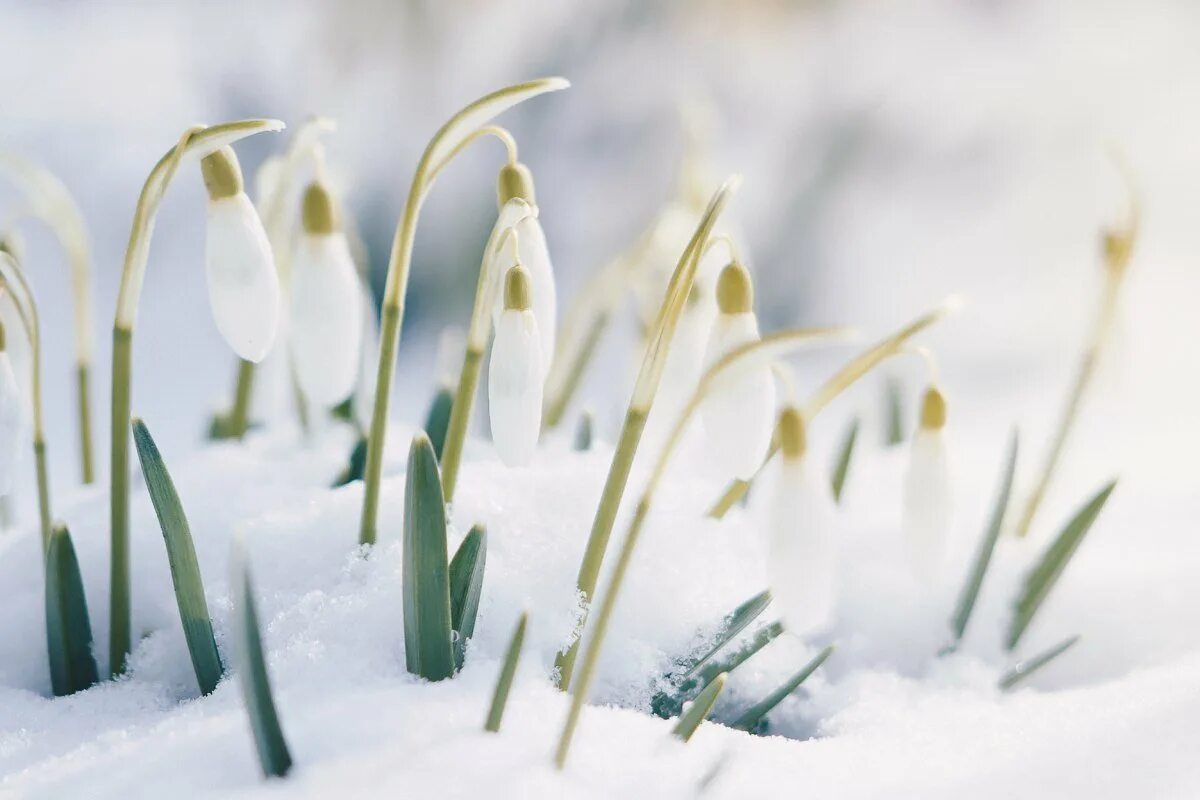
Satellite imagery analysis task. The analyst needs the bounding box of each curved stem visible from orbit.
[554,176,740,690]
[358,78,568,546]
[108,119,284,677]
[426,126,518,187]
[0,253,51,552]
[707,298,960,519]
[441,205,532,501]
[555,325,847,769]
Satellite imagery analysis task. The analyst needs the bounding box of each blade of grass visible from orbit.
[732,645,833,731]
[484,611,527,732]
[830,418,859,503]
[132,418,223,695]
[425,386,454,461]
[45,525,99,696]
[402,433,455,681]
[947,430,1019,647]
[231,538,293,779]
[449,524,487,670]
[672,673,726,742]
[999,635,1080,690]
[1007,481,1116,650]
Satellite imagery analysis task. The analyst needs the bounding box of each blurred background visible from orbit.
[0,0,1196,533]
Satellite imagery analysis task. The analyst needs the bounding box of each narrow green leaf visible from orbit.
[732,645,834,731]
[885,376,905,446]
[1007,481,1117,650]
[484,611,527,732]
[332,436,368,487]
[573,411,593,452]
[45,525,99,696]
[231,539,293,778]
[651,590,771,718]
[948,431,1019,646]
[656,620,784,719]
[999,635,1080,690]
[449,524,487,670]
[402,433,455,681]
[132,418,223,695]
[672,673,726,742]
[425,386,454,461]
[830,418,860,503]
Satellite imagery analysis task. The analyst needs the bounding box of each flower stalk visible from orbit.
[0,252,51,551]
[108,119,284,678]
[0,153,96,484]
[358,78,568,546]
[553,177,741,692]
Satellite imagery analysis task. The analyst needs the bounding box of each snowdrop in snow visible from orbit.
[0,325,22,495]
[288,180,364,408]
[489,264,544,466]
[902,386,951,583]
[488,163,556,371]
[201,146,280,363]
[767,407,838,636]
[700,261,776,480]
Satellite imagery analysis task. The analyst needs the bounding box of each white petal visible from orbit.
[488,310,544,466]
[0,354,24,495]
[902,429,951,583]
[205,194,280,362]
[767,457,838,635]
[353,279,380,428]
[515,216,557,368]
[289,233,364,407]
[700,312,776,480]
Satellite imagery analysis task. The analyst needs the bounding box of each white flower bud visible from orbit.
[487,195,556,373]
[766,409,837,635]
[488,266,543,466]
[289,182,363,408]
[700,263,776,480]
[902,388,951,582]
[0,350,23,495]
[202,148,280,363]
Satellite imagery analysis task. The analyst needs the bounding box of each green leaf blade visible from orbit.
[402,433,455,681]
[231,540,293,779]
[999,635,1080,690]
[485,611,527,733]
[672,673,726,742]
[1007,481,1117,650]
[732,645,834,731]
[45,525,99,696]
[449,524,487,670]
[830,417,860,503]
[132,418,223,695]
[424,387,454,461]
[948,431,1019,645]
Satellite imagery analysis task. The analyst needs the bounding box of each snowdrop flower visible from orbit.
[201,146,279,363]
[0,321,21,495]
[902,386,951,582]
[289,180,363,408]
[766,407,838,636]
[489,265,543,466]
[700,262,776,480]
[489,163,556,370]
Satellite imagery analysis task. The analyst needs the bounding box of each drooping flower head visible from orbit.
[767,407,839,636]
[489,264,544,467]
[288,180,364,408]
[201,146,280,363]
[902,385,951,582]
[700,261,777,480]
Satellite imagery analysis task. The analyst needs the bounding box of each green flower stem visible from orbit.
[439,347,483,499]
[108,120,284,677]
[553,178,741,692]
[0,253,51,551]
[358,78,568,546]
[707,300,960,518]
[543,310,608,430]
[0,153,96,483]
[226,359,256,439]
[553,325,844,769]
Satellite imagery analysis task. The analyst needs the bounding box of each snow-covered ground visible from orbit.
[3,0,1200,797]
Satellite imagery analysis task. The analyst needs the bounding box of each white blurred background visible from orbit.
[0,0,1197,534]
